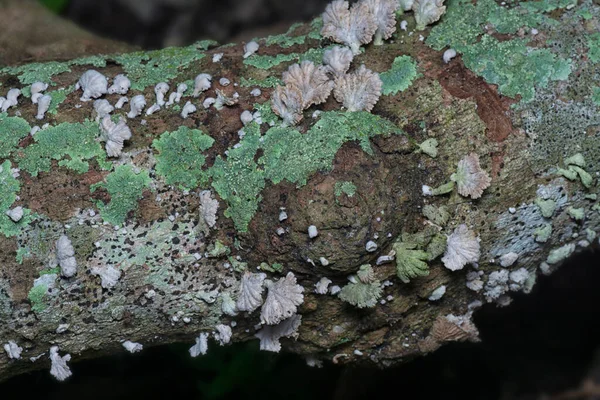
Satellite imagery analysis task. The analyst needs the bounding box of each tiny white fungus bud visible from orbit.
[6,206,24,222]
[115,96,129,109]
[203,97,216,109]
[4,341,23,359]
[243,41,260,58]
[319,257,329,266]
[250,88,262,97]
[35,95,52,120]
[49,346,72,381]
[146,103,161,115]
[400,20,408,31]
[279,210,288,221]
[128,95,146,118]
[214,324,233,345]
[240,110,253,125]
[365,241,378,252]
[428,285,446,301]
[122,341,143,353]
[219,77,231,86]
[154,82,170,106]
[193,74,212,97]
[276,227,285,236]
[181,101,197,119]
[56,235,77,278]
[212,53,223,63]
[308,225,318,238]
[315,277,332,294]
[189,333,209,357]
[329,285,341,295]
[443,48,457,64]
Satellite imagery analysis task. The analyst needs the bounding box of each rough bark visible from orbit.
[0,0,599,383]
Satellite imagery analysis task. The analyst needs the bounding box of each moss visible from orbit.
[209,123,265,232]
[0,113,30,159]
[587,33,600,64]
[153,126,214,190]
[380,55,419,96]
[0,160,33,237]
[240,76,283,88]
[427,0,572,103]
[27,284,48,313]
[334,181,357,198]
[114,40,216,90]
[17,120,111,176]
[90,165,151,226]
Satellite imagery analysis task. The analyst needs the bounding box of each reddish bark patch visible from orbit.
[0,236,36,303]
[19,166,107,221]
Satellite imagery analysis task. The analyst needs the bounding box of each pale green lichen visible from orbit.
[338,280,382,308]
[243,53,298,70]
[392,241,430,283]
[422,204,450,226]
[535,197,557,218]
[258,262,283,273]
[534,223,552,243]
[90,165,151,226]
[334,181,357,198]
[592,87,600,106]
[0,113,30,159]
[430,181,455,196]
[153,126,214,190]
[567,206,585,221]
[415,138,438,158]
[240,76,282,88]
[208,240,230,258]
[587,33,600,64]
[380,55,419,96]
[114,40,216,90]
[0,160,33,237]
[546,243,575,264]
[17,120,111,176]
[47,88,71,115]
[1,61,71,85]
[27,284,48,313]
[261,23,306,48]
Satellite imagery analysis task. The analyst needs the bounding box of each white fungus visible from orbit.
[122,341,143,353]
[189,333,209,357]
[250,88,262,97]
[213,53,224,63]
[333,64,382,112]
[31,82,48,103]
[236,271,267,312]
[93,99,114,120]
[329,285,342,295]
[428,285,446,301]
[220,293,238,316]
[199,190,219,228]
[154,82,170,106]
[145,103,161,115]
[166,92,178,106]
[1,89,21,112]
[181,101,197,119]
[203,97,216,109]
[315,277,332,294]
[214,324,233,345]
[128,94,147,118]
[322,46,354,77]
[4,341,23,359]
[193,73,212,97]
[49,346,72,381]
[279,210,288,221]
[260,272,304,325]
[442,224,481,271]
[443,48,457,63]
[175,83,187,102]
[99,115,132,157]
[76,70,108,101]
[56,235,77,278]
[400,20,408,31]
[108,74,131,95]
[219,77,231,86]
[365,240,378,252]
[115,96,129,109]
[240,110,253,125]
[243,41,260,58]
[308,225,319,238]
[91,265,122,289]
[35,95,52,120]
[6,206,24,222]
[255,314,301,352]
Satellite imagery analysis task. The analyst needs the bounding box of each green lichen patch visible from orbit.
[70,55,108,68]
[114,40,216,91]
[261,23,306,48]
[392,241,430,283]
[27,284,48,313]
[534,223,552,243]
[240,76,283,88]
[567,206,584,221]
[380,55,419,96]
[243,53,299,70]
[535,197,557,218]
[0,113,30,159]
[1,61,71,85]
[422,204,450,226]
[17,120,110,176]
[546,243,575,264]
[338,280,382,308]
[427,0,572,103]
[153,126,214,190]
[587,33,600,64]
[209,123,265,232]
[0,160,33,237]
[592,87,600,105]
[47,87,71,115]
[260,111,403,186]
[334,181,357,198]
[415,138,438,158]
[307,17,323,40]
[90,165,151,226]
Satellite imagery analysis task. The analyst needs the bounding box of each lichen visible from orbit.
[380,55,418,96]
[243,53,299,70]
[587,32,600,64]
[17,120,111,176]
[27,284,47,313]
[1,61,71,85]
[592,87,600,106]
[113,40,216,90]
[153,126,214,190]
[261,23,306,48]
[0,113,30,159]
[90,165,151,226]
[334,181,357,197]
[240,76,283,88]
[392,241,430,283]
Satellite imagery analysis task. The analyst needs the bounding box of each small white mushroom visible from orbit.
[212,53,224,63]
[193,73,212,97]
[428,285,446,301]
[1,89,21,112]
[279,210,288,221]
[31,82,48,104]
[145,103,161,116]
[56,235,77,278]
[219,77,231,86]
[400,20,408,31]
[99,115,132,157]
[314,277,332,294]
[250,88,262,97]
[108,74,131,95]
[35,95,52,120]
[214,324,232,345]
[443,48,457,64]
[93,99,114,120]
[128,95,146,118]
[260,272,304,325]
[308,225,318,238]
[365,240,378,252]
[175,83,187,101]
[181,101,197,119]
[6,206,24,222]
[189,333,209,357]
[4,341,23,359]
[49,346,72,381]
[154,82,170,106]
[237,271,267,312]
[122,341,143,353]
[243,41,260,58]
[240,110,253,125]
[199,190,219,228]
[203,97,216,109]
[76,70,108,101]
[115,96,129,109]
[166,92,178,106]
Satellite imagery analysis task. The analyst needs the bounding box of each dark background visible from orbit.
[2,1,600,399]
